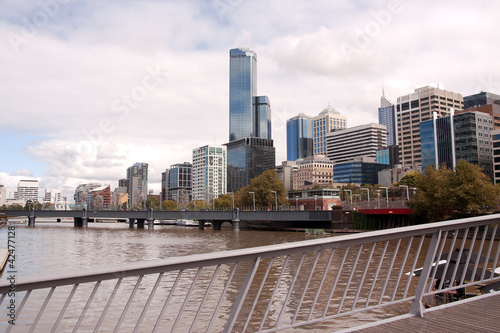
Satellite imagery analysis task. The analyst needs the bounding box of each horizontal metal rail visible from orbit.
[1,214,500,332]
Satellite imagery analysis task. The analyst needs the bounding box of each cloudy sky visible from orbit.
[1,0,499,200]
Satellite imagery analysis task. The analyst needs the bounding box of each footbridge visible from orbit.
[0,208,340,230]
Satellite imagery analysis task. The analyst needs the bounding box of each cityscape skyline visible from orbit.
[1,1,500,199]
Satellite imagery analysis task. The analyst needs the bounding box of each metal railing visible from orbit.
[1,214,500,332]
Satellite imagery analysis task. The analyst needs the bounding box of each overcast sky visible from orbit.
[1,0,499,200]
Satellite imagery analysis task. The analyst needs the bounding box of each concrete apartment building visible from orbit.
[313,105,347,156]
[292,155,334,190]
[192,145,227,202]
[395,85,463,170]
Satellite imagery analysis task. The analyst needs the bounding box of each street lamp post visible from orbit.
[314,195,317,211]
[361,188,370,208]
[400,185,409,201]
[228,192,235,209]
[376,190,381,208]
[271,191,277,210]
[380,187,389,207]
[248,191,255,211]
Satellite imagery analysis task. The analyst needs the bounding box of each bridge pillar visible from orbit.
[74,217,82,227]
[232,208,240,231]
[212,221,222,230]
[137,219,145,229]
[28,208,35,227]
[198,220,205,230]
[81,217,88,227]
[147,218,154,229]
[129,218,136,228]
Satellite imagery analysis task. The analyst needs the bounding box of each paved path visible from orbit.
[346,292,500,333]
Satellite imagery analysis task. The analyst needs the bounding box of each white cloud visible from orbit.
[1,0,500,200]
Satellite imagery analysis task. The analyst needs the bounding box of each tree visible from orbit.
[394,170,419,187]
[236,169,287,209]
[214,194,233,210]
[187,200,207,210]
[161,200,177,210]
[408,161,500,222]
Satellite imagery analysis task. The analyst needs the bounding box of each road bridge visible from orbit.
[0,208,340,230]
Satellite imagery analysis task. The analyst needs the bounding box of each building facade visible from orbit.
[333,158,388,185]
[325,123,387,164]
[192,145,227,203]
[74,183,102,209]
[275,161,298,192]
[15,180,39,202]
[226,137,275,193]
[286,113,313,161]
[126,162,148,209]
[313,105,347,156]
[292,155,334,190]
[420,111,494,180]
[168,162,192,207]
[395,85,463,170]
[493,129,500,184]
[88,185,111,210]
[379,94,396,146]
[226,47,275,192]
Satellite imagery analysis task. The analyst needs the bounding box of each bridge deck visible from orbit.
[347,292,500,333]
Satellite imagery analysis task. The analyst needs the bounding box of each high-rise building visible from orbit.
[226,47,275,192]
[463,91,500,109]
[292,155,334,190]
[192,145,227,202]
[126,162,148,209]
[161,170,169,202]
[286,113,313,161]
[420,111,494,180]
[325,123,387,164]
[458,91,500,129]
[44,189,62,203]
[74,183,101,209]
[275,161,298,192]
[0,185,6,206]
[229,48,271,141]
[88,185,111,210]
[15,180,39,202]
[168,162,192,207]
[379,94,396,146]
[395,85,463,170]
[313,105,347,156]
[225,137,275,193]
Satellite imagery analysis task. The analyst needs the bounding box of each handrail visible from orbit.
[2,214,500,332]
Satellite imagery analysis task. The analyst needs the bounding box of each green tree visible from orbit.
[214,194,233,210]
[187,200,207,210]
[408,161,500,222]
[145,197,160,210]
[394,170,419,187]
[236,169,287,209]
[161,200,177,210]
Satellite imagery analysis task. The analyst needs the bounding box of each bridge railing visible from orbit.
[1,214,500,332]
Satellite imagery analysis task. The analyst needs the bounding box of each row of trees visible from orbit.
[407,160,500,222]
[141,169,288,211]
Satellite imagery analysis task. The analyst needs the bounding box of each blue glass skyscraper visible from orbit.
[226,48,275,192]
[287,114,313,161]
[378,94,395,146]
[229,48,271,141]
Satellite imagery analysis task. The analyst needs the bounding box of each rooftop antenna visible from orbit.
[382,83,385,98]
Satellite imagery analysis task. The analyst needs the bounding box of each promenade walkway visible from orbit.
[348,292,500,333]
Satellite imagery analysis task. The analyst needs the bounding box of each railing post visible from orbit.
[409,230,441,317]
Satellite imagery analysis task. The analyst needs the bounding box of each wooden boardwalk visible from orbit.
[346,292,500,333]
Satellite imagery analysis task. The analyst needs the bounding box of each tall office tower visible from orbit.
[160,170,169,202]
[325,123,387,164]
[287,113,313,161]
[313,105,347,156]
[168,162,192,206]
[378,93,396,146]
[420,111,494,180]
[458,91,500,129]
[126,162,148,209]
[15,180,39,202]
[463,91,500,109]
[226,48,275,192]
[192,145,227,203]
[395,85,463,170]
